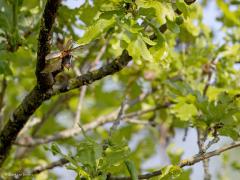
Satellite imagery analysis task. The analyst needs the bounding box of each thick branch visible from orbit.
[0,0,62,166]
[0,87,51,165]
[52,50,131,94]
[0,51,131,166]
[14,94,74,159]
[0,0,196,169]
[35,0,62,90]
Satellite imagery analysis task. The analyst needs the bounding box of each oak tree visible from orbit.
[0,0,239,179]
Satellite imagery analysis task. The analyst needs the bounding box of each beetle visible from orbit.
[41,39,82,73]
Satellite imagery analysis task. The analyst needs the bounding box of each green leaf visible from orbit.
[78,17,116,45]
[176,169,192,180]
[76,140,102,170]
[183,19,200,36]
[231,0,240,5]
[0,60,12,75]
[166,18,180,33]
[100,0,123,12]
[127,35,153,62]
[167,144,183,165]
[79,1,100,25]
[231,161,240,170]
[137,36,153,61]
[100,144,131,171]
[136,0,175,25]
[0,0,12,32]
[166,81,194,97]
[219,126,239,140]
[125,160,138,180]
[216,0,240,26]
[176,16,184,25]
[149,40,167,62]
[141,35,157,46]
[176,0,189,18]
[50,143,62,156]
[66,164,91,180]
[0,13,11,32]
[172,103,197,121]
[160,165,182,180]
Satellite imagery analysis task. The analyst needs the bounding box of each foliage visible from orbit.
[0,0,240,179]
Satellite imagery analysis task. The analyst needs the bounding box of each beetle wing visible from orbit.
[64,39,73,50]
[68,46,84,58]
[45,51,62,61]
[41,58,62,73]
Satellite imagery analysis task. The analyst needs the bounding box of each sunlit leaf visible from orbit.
[78,17,116,45]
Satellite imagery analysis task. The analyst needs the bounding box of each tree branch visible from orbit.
[111,141,240,179]
[72,36,110,127]
[0,51,132,166]
[0,0,62,166]
[15,95,161,147]
[14,94,74,159]
[0,77,7,112]
[14,110,156,146]
[0,77,7,131]
[196,128,211,180]
[0,0,198,169]
[31,158,69,174]
[73,86,87,128]
[109,97,128,136]
[35,0,62,90]
[0,87,51,166]
[51,50,131,94]
[31,94,73,136]
[0,2,133,167]
[179,141,240,167]
[27,141,240,178]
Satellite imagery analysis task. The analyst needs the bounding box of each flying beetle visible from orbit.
[41,39,83,73]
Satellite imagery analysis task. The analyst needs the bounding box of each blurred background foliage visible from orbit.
[0,0,240,179]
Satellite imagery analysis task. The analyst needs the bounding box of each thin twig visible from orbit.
[14,94,74,159]
[31,94,74,136]
[125,103,171,119]
[27,141,240,177]
[124,118,157,126]
[73,86,87,128]
[179,141,240,167]
[0,77,7,111]
[15,97,165,147]
[202,59,217,96]
[14,106,163,147]
[198,58,218,180]
[90,35,111,71]
[109,98,128,136]
[18,118,41,138]
[73,36,110,128]
[182,128,188,141]
[0,77,7,131]
[202,73,212,97]
[31,158,69,174]
[205,136,220,150]
[196,128,211,180]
